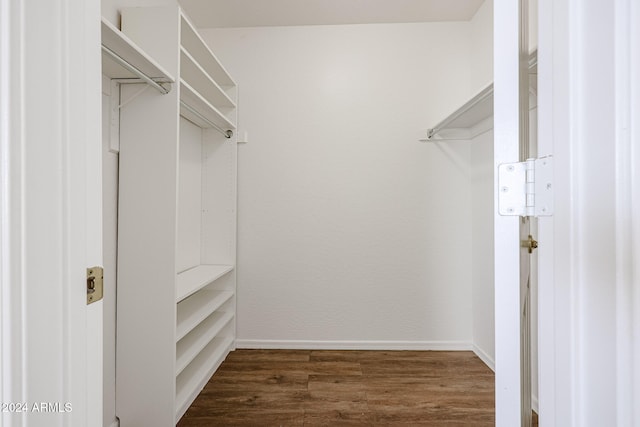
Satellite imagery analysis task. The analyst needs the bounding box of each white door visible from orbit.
[0,0,102,426]
[494,0,533,425]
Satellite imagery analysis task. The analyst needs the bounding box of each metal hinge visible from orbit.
[87,266,104,304]
[498,156,553,217]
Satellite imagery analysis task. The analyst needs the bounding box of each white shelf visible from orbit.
[425,84,493,141]
[175,335,234,422]
[180,79,235,131]
[180,12,235,88]
[176,310,234,375]
[176,264,234,303]
[180,47,235,110]
[176,290,234,341]
[425,50,538,141]
[101,18,174,83]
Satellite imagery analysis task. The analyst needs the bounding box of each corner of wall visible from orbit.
[469,0,494,91]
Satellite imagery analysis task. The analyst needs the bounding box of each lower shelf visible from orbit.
[176,310,234,376]
[176,290,234,341]
[175,335,234,423]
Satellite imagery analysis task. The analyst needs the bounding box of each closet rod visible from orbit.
[101,45,170,95]
[180,101,233,138]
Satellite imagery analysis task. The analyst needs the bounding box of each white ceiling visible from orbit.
[178,0,485,29]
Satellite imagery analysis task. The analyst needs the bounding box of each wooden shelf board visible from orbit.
[101,17,174,82]
[176,264,234,303]
[175,335,234,422]
[176,290,234,341]
[179,12,235,87]
[180,79,235,131]
[180,48,235,109]
[176,311,234,376]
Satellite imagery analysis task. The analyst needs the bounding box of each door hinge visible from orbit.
[498,156,553,217]
[87,266,104,304]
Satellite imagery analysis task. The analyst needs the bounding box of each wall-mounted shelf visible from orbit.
[424,84,493,141]
[179,13,235,88]
[180,48,235,109]
[424,50,538,141]
[180,80,235,131]
[101,18,174,88]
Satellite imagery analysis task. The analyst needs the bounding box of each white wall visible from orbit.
[470,0,494,91]
[101,0,176,26]
[469,0,495,368]
[202,23,477,348]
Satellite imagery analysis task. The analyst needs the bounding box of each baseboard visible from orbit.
[472,343,495,371]
[532,394,539,413]
[235,339,473,351]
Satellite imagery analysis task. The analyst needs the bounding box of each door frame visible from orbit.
[493,0,528,425]
[536,0,640,425]
[0,0,102,426]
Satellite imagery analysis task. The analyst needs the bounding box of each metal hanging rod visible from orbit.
[180,101,233,138]
[101,44,171,95]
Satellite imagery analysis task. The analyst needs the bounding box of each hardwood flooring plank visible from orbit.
[360,359,492,377]
[178,410,305,427]
[217,361,362,376]
[303,410,374,426]
[223,349,311,362]
[201,371,309,392]
[309,350,366,362]
[305,376,368,411]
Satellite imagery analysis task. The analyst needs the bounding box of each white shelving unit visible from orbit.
[114,6,238,426]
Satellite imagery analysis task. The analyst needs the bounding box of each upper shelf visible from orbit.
[425,84,493,141]
[424,50,537,141]
[101,17,174,86]
[180,12,235,88]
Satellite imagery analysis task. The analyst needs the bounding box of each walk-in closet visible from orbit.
[99,1,539,425]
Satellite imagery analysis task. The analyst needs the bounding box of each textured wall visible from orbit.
[202,22,479,347]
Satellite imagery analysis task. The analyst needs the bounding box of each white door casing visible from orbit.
[0,0,103,426]
[494,0,531,425]
[537,0,640,424]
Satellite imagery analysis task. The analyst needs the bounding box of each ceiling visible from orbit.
[178,0,485,29]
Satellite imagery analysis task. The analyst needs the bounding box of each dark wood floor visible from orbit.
[178,349,504,426]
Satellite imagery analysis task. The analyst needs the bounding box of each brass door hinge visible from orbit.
[87,266,104,304]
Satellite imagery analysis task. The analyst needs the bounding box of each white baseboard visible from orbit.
[234,339,473,351]
[472,343,495,371]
